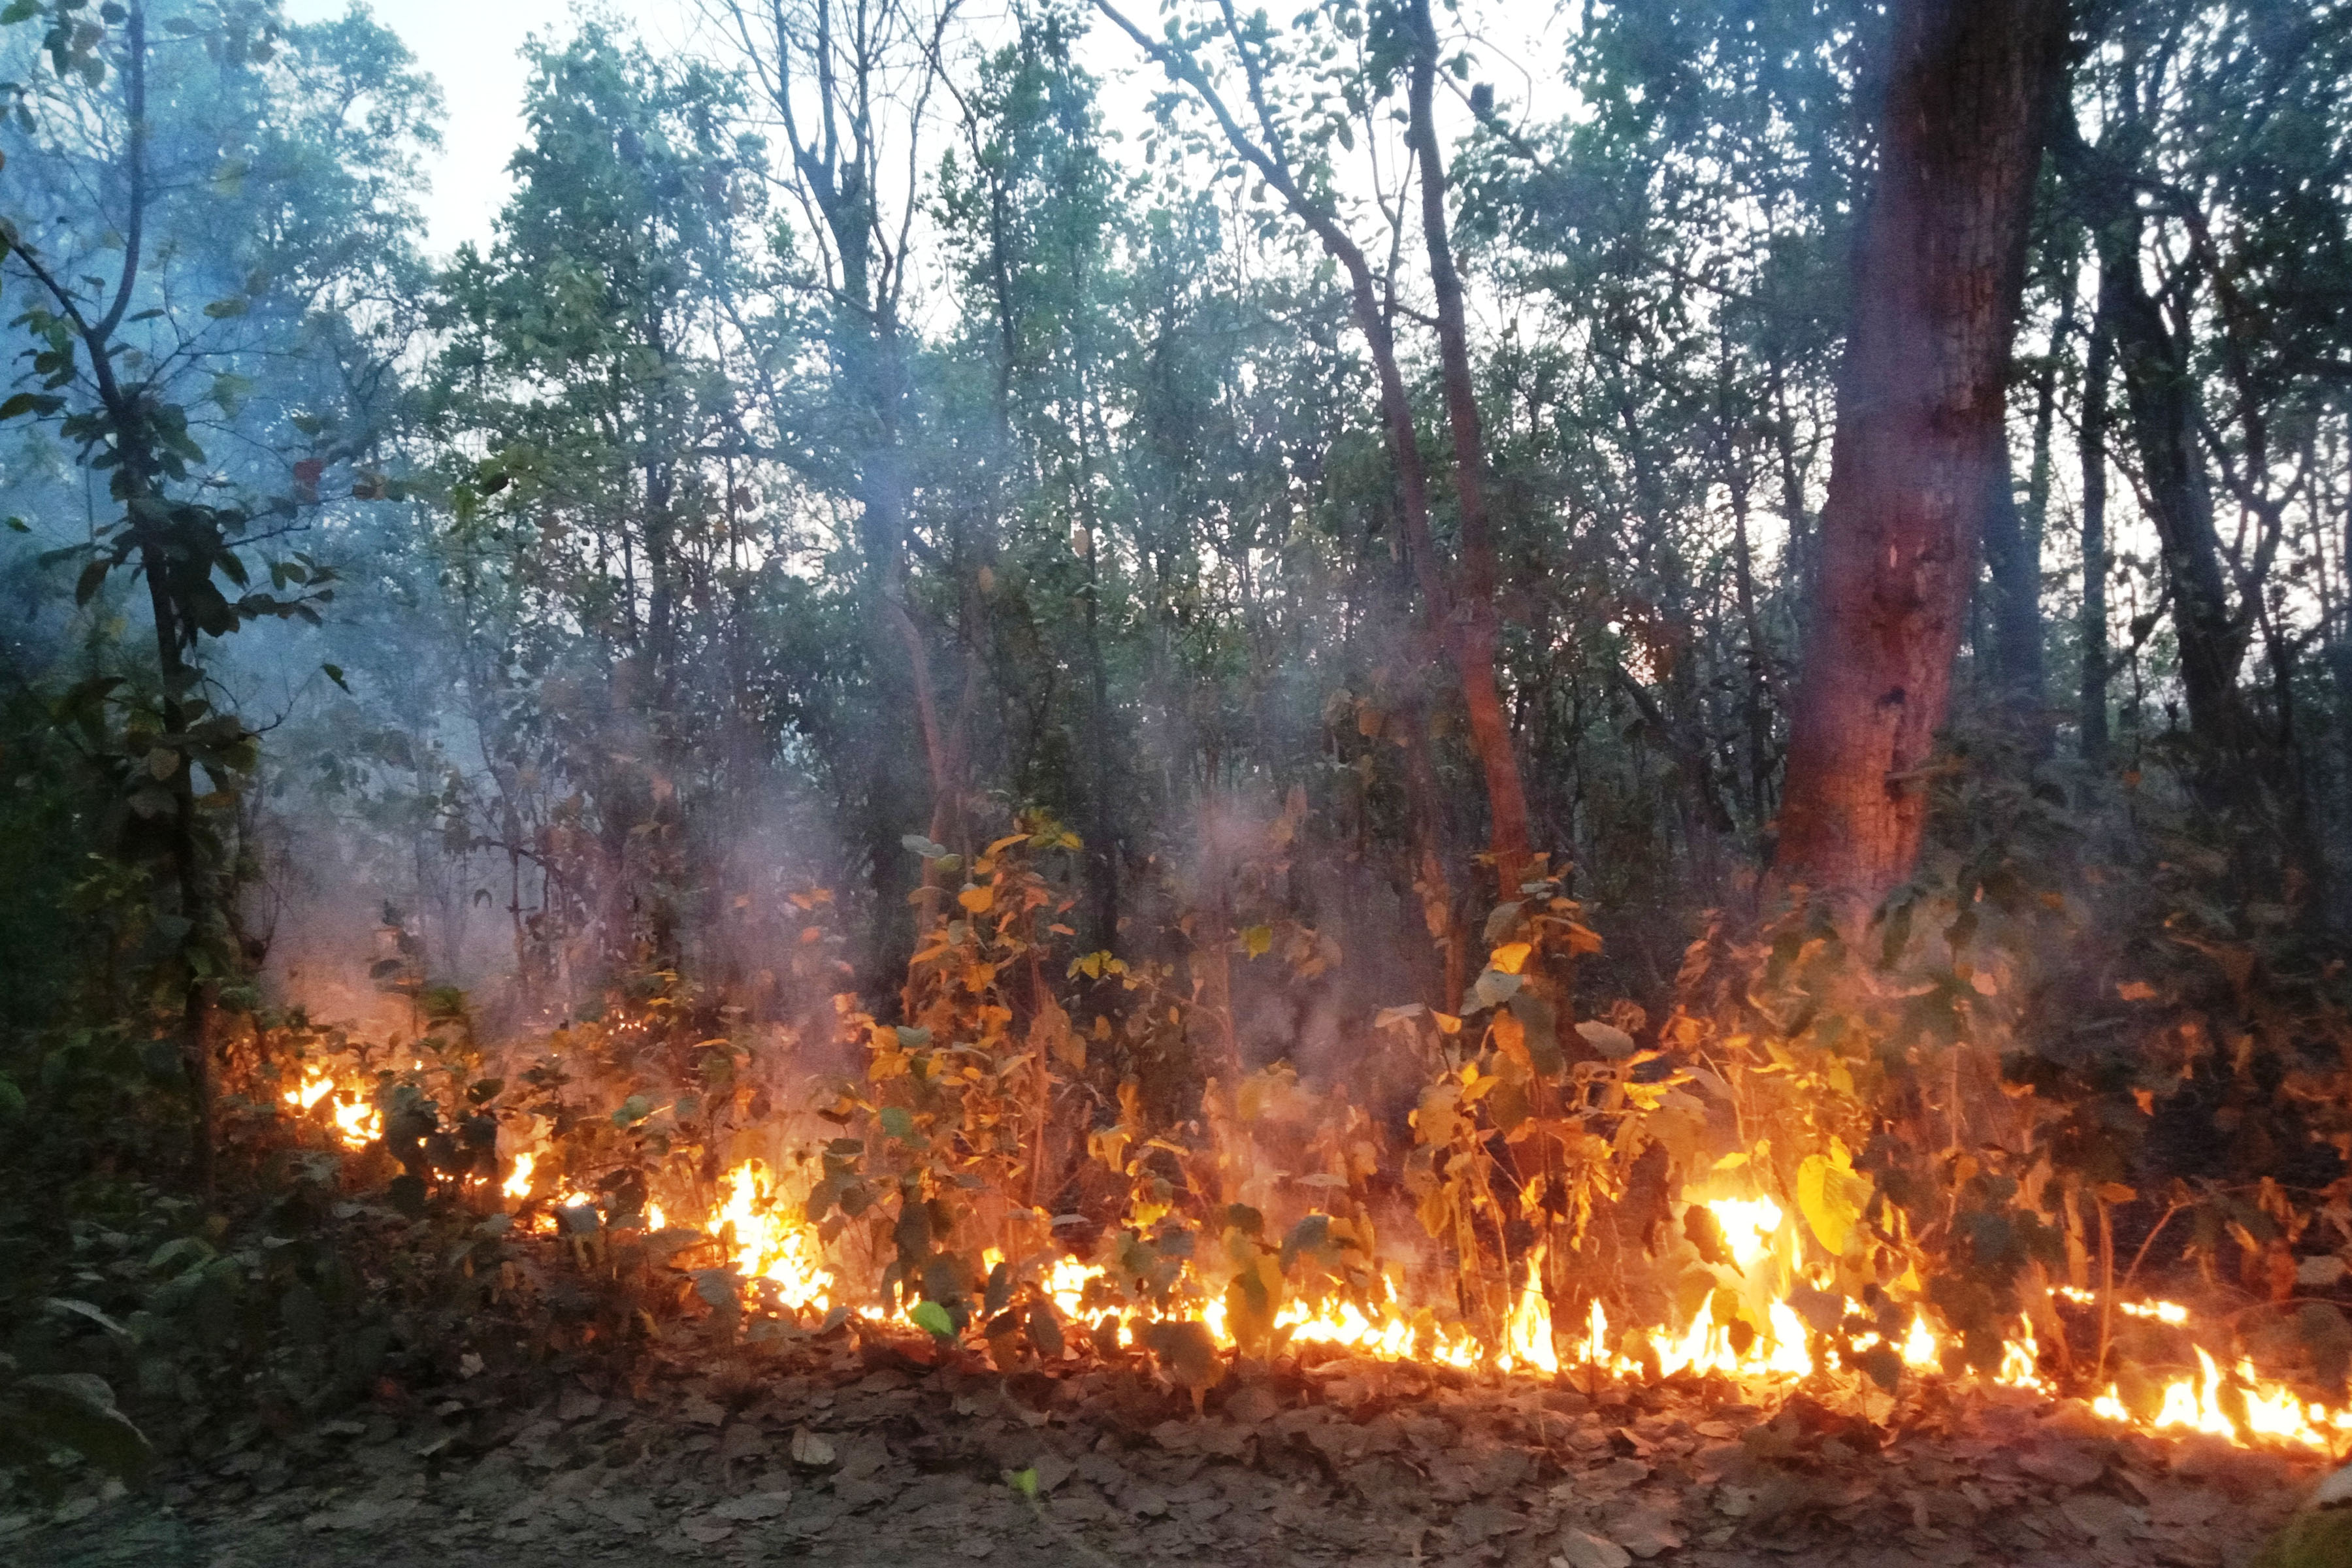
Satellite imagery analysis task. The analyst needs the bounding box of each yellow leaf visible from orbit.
[1490,941,1533,975]
[1795,1145,1874,1257]
[958,885,994,913]
[1432,1011,1462,1035]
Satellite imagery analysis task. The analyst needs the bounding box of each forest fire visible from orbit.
[267,1064,2338,1465]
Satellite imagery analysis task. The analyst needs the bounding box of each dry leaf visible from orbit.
[1553,1527,1633,1568]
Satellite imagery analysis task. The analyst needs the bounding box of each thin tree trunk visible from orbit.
[1773,0,2067,917]
[2080,300,2114,764]
[1981,446,2046,744]
[1406,0,1531,895]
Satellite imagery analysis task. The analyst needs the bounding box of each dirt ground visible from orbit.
[13,1334,2330,1568]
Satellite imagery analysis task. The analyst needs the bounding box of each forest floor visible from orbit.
[12,1332,2328,1568]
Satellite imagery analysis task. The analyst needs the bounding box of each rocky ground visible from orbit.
[14,1333,2330,1568]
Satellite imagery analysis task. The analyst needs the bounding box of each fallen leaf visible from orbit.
[791,1428,837,1468]
[2019,1441,2106,1490]
[2060,1493,2147,1542]
[1554,1527,1633,1568]
[711,1490,793,1522]
[1032,1452,1075,1494]
[1606,1506,1683,1559]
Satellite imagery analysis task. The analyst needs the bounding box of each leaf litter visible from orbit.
[18,1328,2332,1568]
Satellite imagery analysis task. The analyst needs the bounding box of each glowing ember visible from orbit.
[2056,1284,2191,1326]
[502,1151,536,1200]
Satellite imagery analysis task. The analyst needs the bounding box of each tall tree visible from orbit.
[720,0,964,982]
[0,0,434,1184]
[1772,0,2068,912]
[1094,0,1534,898]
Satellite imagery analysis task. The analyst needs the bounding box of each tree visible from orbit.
[718,0,967,983]
[1093,0,1533,899]
[426,25,766,983]
[1772,0,2068,914]
[0,0,435,1185]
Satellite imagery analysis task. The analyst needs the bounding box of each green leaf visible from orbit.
[321,662,349,692]
[1510,991,1563,1075]
[909,1298,956,1340]
[0,1072,21,1114]
[878,1105,915,1143]
[612,1092,653,1126]
[1008,1466,1039,1500]
[0,390,60,420]
[1574,1019,1635,1059]
[4,515,27,532]
[1469,968,1522,1011]
[202,295,249,319]
[16,1373,152,1480]
[1026,1296,1064,1359]
[1241,924,1273,958]
[36,1294,128,1343]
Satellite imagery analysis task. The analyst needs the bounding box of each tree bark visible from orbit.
[1773,0,2067,916]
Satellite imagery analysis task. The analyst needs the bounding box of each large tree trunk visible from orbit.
[1773,0,2067,915]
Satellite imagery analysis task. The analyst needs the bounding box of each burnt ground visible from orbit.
[13,1334,2330,1568]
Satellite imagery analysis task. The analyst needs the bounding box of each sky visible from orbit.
[280,1,1574,263]
[282,0,702,257]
